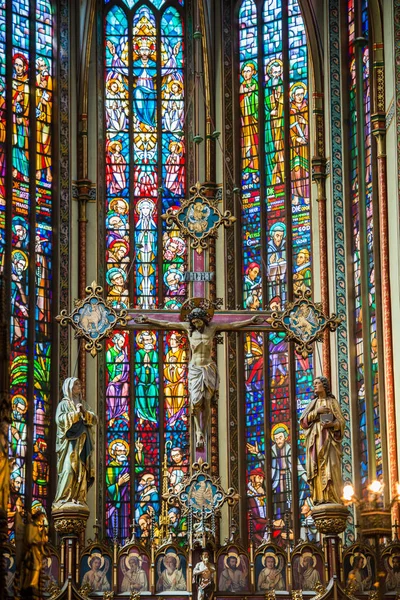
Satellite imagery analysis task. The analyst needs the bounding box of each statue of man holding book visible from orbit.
[300,376,345,504]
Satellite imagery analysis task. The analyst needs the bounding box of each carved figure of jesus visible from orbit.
[136,307,258,447]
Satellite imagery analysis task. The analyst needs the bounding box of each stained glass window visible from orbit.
[347,0,380,493]
[239,0,313,543]
[104,0,188,541]
[1,0,54,538]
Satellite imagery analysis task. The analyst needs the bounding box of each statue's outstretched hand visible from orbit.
[134,315,149,324]
[251,315,265,325]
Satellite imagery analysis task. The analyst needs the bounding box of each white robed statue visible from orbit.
[52,377,97,509]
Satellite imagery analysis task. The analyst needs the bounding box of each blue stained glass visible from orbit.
[6,0,54,534]
[104,0,188,541]
[240,0,313,542]
[105,0,184,8]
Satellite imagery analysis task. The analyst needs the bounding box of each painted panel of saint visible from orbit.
[42,554,59,593]
[292,547,323,591]
[118,548,149,593]
[383,548,400,593]
[255,547,286,592]
[343,548,374,593]
[80,550,112,593]
[156,549,187,592]
[218,548,249,593]
[5,552,16,597]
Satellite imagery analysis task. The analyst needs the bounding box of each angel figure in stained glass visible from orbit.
[165,140,185,196]
[163,79,184,133]
[106,139,127,195]
[105,76,128,137]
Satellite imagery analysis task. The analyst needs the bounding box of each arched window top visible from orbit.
[105,0,184,10]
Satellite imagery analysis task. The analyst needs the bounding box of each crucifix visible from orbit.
[58,286,341,463]
[57,183,342,463]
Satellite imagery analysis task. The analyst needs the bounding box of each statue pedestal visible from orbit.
[52,503,89,585]
[311,503,349,581]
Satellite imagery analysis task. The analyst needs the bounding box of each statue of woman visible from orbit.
[300,376,345,504]
[52,378,97,509]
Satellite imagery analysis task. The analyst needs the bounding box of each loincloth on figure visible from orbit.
[188,362,219,413]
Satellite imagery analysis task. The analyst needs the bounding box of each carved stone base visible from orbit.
[52,502,89,536]
[311,503,349,535]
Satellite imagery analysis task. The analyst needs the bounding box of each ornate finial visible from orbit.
[130,592,141,600]
[104,592,115,600]
[314,582,327,599]
[129,518,137,543]
[47,581,61,600]
[78,582,93,598]
[159,440,172,542]
[94,518,100,542]
[369,588,379,600]
[267,288,342,357]
[162,182,236,254]
[265,592,276,600]
[291,591,303,600]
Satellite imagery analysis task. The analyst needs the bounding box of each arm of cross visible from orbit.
[214,313,270,331]
[124,309,274,331]
[127,311,188,331]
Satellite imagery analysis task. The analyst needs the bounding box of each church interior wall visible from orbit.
[62,0,400,546]
[5,0,400,595]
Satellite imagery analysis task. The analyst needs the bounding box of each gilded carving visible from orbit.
[53,517,87,535]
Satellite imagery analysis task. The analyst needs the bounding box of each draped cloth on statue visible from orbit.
[300,396,344,504]
[53,379,97,508]
[188,362,219,412]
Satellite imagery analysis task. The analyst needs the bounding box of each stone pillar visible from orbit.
[312,156,330,380]
[76,178,92,398]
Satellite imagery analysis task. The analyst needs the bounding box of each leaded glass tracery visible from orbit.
[238,0,313,543]
[347,0,382,494]
[104,0,188,541]
[1,0,55,538]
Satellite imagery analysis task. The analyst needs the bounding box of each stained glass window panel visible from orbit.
[6,0,55,536]
[104,0,188,541]
[240,0,312,542]
[0,3,5,273]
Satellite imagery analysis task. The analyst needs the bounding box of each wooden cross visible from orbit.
[57,286,341,462]
[120,288,341,360]
[57,284,341,359]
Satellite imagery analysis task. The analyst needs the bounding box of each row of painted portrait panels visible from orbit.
[5,543,400,595]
